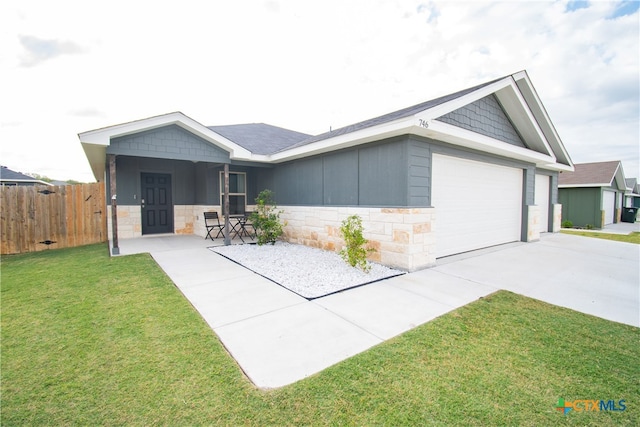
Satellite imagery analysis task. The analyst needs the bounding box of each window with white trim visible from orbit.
[219,171,246,215]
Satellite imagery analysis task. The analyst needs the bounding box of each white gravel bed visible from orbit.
[211,242,404,299]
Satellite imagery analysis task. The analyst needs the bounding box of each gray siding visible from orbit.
[436,95,525,147]
[273,159,324,205]
[108,124,230,163]
[109,157,197,205]
[550,173,559,204]
[358,140,407,206]
[259,137,409,207]
[323,150,358,205]
[407,141,431,206]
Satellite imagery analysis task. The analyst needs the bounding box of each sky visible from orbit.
[1,0,638,183]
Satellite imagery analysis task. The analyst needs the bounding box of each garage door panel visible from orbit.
[603,191,615,225]
[432,154,522,258]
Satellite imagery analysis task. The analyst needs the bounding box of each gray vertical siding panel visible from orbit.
[323,150,359,205]
[295,158,324,205]
[521,166,535,241]
[523,166,535,206]
[550,172,559,204]
[407,140,431,206]
[358,139,408,206]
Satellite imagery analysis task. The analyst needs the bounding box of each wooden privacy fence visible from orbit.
[1,183,107,255]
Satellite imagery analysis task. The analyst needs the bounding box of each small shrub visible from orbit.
[585,224,594,230]
[250,190,285,245]
[561,220,573,228]
[339,215,376,272]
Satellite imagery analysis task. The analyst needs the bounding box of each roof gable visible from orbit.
[436,94,525,148]
[559,161,626,189]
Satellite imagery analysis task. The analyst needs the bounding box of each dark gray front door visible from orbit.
[141,173,173,235]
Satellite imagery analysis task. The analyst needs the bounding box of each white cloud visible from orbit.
[18,35,85,67]
[0,0,638,181]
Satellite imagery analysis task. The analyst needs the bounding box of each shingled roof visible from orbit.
[559,161,624,188]
[279,77,503,152]
[207,123,310,155]
[205,78,503,156]
[0,166,52,185]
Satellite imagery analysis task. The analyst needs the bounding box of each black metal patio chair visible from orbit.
[236,211,256,243]
[204,211,224,240]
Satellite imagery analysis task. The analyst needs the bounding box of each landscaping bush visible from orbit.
[250,189,285,245]
[339,215,376,272]
[561,220,573,228]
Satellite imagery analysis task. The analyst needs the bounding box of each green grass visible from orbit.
[561,230,640,244]
[2,244,638,426]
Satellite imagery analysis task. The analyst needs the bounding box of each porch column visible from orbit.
[223,163,230,245]
[108,154,119,255]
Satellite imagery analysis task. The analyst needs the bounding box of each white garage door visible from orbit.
[603,190,615,225]
[535,174,550,233]
[432,154,523,258]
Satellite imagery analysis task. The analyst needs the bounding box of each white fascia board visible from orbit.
[541,162,574,172]
[558,183,609,188]
[418,119,556,166]
[493,85,555,159]
[512,72,574,168]
[269,117,416,162]
[612,162,627,190]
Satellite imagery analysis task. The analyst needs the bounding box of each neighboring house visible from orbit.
[0,166,52,186]
[79,70,573,270]
[558,161,627,228]
[624,178,640,209]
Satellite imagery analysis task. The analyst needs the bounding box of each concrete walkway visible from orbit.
[116,226,639,389]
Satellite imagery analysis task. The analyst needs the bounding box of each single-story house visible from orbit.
[558,160,627,228]
[0,166,52,186]
[624,178,640,209]
[79,70,573,270]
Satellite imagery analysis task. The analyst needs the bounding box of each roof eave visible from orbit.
[511,71,574,169]
[269,117,416,162]
[559,183,613,188]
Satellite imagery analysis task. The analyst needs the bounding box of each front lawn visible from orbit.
[2,244,638,426]
[561,230,640,244]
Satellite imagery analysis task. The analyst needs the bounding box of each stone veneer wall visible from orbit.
[107,205,222,240]
[279,206,437,271]
[552,204,562,232]
[106,205,141,239]
[526,204,540,242]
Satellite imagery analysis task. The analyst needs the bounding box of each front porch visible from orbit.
[112,233,247,257]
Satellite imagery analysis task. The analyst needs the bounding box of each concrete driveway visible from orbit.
[120,229,639,388]
[433,232,639,328]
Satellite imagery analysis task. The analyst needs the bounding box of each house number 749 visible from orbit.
[418,119,429,129]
